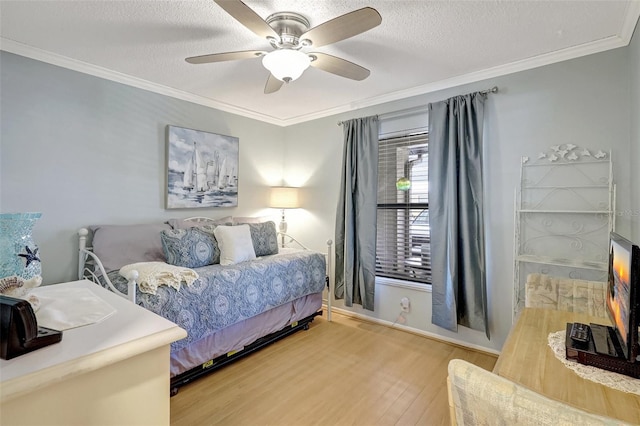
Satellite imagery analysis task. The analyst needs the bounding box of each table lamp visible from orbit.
[269,187,300,247]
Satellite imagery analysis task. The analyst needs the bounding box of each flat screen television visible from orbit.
[606,232,640,362]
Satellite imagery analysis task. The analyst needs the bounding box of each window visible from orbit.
[376,132,430,284]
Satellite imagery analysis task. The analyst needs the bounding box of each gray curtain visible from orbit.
[428,93,489,339]
[334,116,379,310]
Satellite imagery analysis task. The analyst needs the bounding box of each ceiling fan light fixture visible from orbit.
[262,49,311,82]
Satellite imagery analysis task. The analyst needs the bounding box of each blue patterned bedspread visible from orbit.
[103,250,326,352]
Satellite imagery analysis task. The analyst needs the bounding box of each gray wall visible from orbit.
[1,35,638,353]
[283,46,635,352]
[1,52,286,285]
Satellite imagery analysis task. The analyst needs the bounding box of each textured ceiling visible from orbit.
[1,1,639,126]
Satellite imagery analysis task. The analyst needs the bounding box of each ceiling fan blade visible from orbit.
[309,53,370,81]
[214,0,279,40]
[264,74,284,94]
[186,50,265,64]
[300,7,381,48]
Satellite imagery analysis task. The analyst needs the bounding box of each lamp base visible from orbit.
[279,209,287,248]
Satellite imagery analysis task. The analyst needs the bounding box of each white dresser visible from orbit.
[0,280,186,426]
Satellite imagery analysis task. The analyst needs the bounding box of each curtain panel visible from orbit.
[428,93,489,338]
[334,116,379,311]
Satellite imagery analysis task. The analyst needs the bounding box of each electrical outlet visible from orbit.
[400,297,410,313]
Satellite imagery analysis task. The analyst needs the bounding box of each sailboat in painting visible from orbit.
[203,153,230,191]
[206,152,219,191]
[182,159,194,191]
[183,142,208,192]
[218,158,227,190]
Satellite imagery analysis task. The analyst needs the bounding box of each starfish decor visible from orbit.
[18,246,40,268]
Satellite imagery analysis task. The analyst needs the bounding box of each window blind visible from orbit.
[376,132,431,284]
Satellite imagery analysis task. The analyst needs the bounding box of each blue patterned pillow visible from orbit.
[160,226,220,268]
[247,221,279,256]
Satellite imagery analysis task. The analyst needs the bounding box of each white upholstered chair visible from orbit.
[447,359,629,426]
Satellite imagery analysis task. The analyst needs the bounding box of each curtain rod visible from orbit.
[337,86,498,126]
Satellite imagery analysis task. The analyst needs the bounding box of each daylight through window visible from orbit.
[376,132,431,284]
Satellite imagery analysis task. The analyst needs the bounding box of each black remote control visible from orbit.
[570,322,590,343]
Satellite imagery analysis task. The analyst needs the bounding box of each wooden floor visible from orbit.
[170,312,496,426]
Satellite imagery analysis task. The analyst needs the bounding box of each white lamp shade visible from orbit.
[270,187,300,209]
[262,50,311,82]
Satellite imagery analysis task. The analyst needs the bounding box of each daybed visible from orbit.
[78,217,330,394]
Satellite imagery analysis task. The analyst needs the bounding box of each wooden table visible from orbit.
[0,280,187,425]
[493,308,640,424]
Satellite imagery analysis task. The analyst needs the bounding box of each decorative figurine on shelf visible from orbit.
[0,213,43,310]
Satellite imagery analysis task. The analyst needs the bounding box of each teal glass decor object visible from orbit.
[0,213,42,283]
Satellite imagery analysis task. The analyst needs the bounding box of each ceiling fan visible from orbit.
[186,0,382,94]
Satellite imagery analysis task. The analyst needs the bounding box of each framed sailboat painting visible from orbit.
[166,125,239,209]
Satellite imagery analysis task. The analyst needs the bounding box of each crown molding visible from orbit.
[2,2,639,129]
[0,38,287,126]
[281,5,640,126]
[282,35,635,126]
[621,1,640,41]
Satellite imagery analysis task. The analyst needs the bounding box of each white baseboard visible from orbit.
[322,303,500,357]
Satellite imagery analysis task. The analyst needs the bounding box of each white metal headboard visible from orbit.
[78,228,137,303]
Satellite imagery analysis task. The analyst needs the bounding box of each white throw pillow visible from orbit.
[214,225,257,265]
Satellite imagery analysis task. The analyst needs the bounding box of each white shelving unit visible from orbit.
[512,144,615,320]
